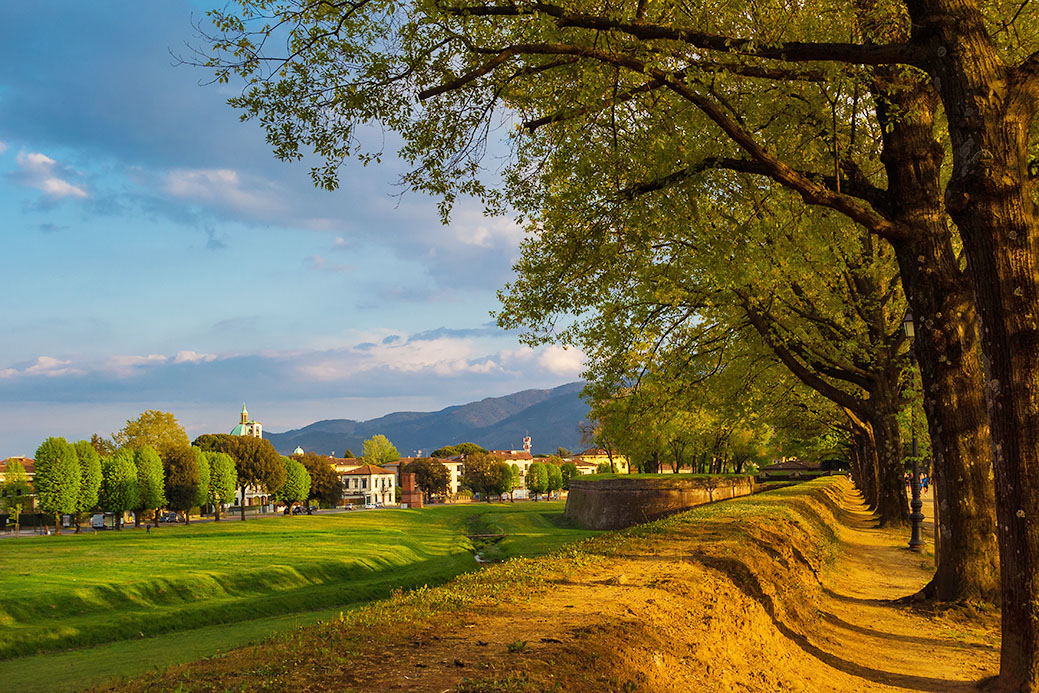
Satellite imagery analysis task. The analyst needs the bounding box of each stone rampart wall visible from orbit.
[565,476,755,530]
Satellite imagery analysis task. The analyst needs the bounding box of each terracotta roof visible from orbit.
[0,456,34,475]
[491,450,533,461]
[341,464,394,475]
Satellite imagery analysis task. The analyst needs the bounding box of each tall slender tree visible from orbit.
[133,446,166,527]
[72,440,102,533]
[34,437,80,535]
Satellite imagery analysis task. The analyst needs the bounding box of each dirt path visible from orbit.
[113,479,1000,692]
[789,482,998,691]
[335,480,1000,692]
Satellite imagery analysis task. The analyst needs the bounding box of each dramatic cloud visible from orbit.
[14,151,88,199]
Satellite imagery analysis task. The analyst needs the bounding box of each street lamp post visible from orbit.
[903,312,925,552]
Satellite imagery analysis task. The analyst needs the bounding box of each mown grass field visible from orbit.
[0,501,597,691]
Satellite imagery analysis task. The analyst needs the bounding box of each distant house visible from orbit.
[387,457,466,499]
[0,456,34,483]
[341,464,396,506]
[758,459,822,478]
[575,448,630,474]
[0,456,36,512]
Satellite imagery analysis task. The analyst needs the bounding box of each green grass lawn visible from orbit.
[0,501,597,690]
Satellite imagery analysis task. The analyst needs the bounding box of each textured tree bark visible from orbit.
[866,399,910,527]
[909,0,1039,684]
[875,77,1000,602]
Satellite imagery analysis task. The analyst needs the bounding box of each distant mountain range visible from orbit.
[266,382,589,457]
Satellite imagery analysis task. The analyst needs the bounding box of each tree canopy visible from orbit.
[401,458,449,501]
[431,443,486,458]
[163,447,200,520]
[201,1,1039,684]
[275,456,312,508]
[203,450,238,520]
[361,435,399,466]
[461,452,511,501]
[73,440,103,522]
[34,437,80,532]
[99,448,138,527]
[114,410,190,459]
[134,446,167,525]
[295,452,342,507]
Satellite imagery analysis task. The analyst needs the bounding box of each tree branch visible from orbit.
[442,3,923,66]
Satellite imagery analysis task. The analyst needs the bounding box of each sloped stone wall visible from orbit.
[565,476,755,530]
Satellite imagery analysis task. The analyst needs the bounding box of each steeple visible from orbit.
[241,403,249,425]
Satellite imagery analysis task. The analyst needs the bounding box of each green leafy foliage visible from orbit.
[401,457,450,501]
[296,452,342,507]
[1,459,32,532]
[194,446,211,509]
[525,462,548,500]
[114,410,190,459]
[133,446,166,519]
[431,442,487,458]
[164,447,200,516]
[275,456,311,507]
[560,462,579,490]
[193,434,286,495]
[73,440,103,516]
[462,452,512,500]
[33,437,80,526]
[361,434,399,466]
[99,448,138,521]
[204,451,238,520]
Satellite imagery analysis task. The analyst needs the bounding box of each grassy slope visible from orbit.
[103,480,853,692]
[0,501,597,670]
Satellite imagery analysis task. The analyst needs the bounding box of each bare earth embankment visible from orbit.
[104,478,998,692]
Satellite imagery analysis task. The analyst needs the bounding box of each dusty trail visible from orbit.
[110,479,999,692]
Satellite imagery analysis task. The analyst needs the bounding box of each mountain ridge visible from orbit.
[266,382,589,456]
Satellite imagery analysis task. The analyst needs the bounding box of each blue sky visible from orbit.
[0,2,583,455]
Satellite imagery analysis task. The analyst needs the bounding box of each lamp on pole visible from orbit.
[903,311,925,552]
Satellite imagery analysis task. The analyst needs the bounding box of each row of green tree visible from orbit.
[400,453,580,503]
[3,410,350,532]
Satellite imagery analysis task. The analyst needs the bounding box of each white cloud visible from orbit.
[448,207,525,248]
[0,141,8,154]
[15,151,88,199]
[163,168,287,218]
[537,345,585,376]
[0,356,84,378]
[174,350,217,364]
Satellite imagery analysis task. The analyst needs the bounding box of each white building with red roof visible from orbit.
[341,464,396,506]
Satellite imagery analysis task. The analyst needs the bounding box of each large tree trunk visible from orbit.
[875,80,1000,602]
[911,2,1039,683]
[240,487,247,521]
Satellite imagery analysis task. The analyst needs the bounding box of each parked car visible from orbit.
[363,503,375,509]
[158,511,180,523]
[90,513,106,530]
